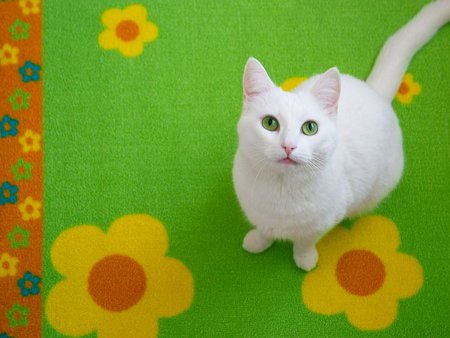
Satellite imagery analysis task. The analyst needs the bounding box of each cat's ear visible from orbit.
[311,67,341,116]
[243,57,275,100]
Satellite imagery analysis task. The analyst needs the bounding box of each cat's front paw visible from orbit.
[294,247,318,271]
[243,229,273,254]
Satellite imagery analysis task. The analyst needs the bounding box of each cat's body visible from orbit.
[233,0,450,270]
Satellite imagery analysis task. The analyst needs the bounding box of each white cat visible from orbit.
[233,0,450,271]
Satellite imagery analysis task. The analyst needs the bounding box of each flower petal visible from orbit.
[107,214,168,258]
[410,82,422,95]
[97,315,158,338]
[348,216,400,253]
[302,264,346,315]
[383,252,423,299]
[281,77,308,92]
[98,30,120,50]
[122,4,148,23]
[118,41,144,57]
[345,297,398,331]
[316,226,352,266]
[146,257,194,317]
[101,8,123,28]
[51,225,107,278]
[45,279,97,336]
[140,21,158,42]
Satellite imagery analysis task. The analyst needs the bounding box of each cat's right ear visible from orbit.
[243,57,275,100]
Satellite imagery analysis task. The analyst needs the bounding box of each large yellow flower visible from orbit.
[302,216,423,331]
[396,73,421,104]
[98,4,159,57]
[46,214,194,338]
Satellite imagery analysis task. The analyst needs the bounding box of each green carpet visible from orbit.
[1,0,449,337]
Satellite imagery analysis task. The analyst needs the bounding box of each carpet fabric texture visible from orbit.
[0,0,449,337]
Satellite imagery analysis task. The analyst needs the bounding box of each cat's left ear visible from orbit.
[311,67,341,117]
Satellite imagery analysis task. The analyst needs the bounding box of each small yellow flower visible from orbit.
[19,0,40,15]
[19,129,41,153]
[396,73,421,104]
[99,4,159,57]
[302,216,423,331]
[281,77,308,92]
[46,214,194,338]
[0,44,19,66]
[0,253,19,277]
[18,196,42,221]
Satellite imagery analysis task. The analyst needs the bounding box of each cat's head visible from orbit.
[237,57,340,174]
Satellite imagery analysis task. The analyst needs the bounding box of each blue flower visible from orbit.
[18,271,41,296]
[0,115,19,138]
[0,182,19,205]
[0,332,12,338]
[19,60,41,82]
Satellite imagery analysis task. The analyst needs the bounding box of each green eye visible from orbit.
[262,116,279,131]
[302,121,318,135]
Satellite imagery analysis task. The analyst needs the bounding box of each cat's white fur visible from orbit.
[233,0,450,270]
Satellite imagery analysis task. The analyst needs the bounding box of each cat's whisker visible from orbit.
[250,159,270,202]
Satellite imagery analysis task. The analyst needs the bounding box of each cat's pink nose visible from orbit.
[283,146,296,156]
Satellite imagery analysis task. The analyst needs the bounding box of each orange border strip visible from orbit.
[0,1,43,337]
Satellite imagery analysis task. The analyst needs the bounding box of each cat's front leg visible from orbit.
[293,240,318,271]
[243,228,273,253]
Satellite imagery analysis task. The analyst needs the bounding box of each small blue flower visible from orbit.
[19,60,41,82]
[0,182,19,205]
[18,271,41,296]
[0,332,12,338]
[0,115,19,138]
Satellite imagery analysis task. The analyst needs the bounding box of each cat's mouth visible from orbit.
[279,157,297,165]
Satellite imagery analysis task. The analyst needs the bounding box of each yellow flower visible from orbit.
[19,0,40,15]
[46,214,194,338]
[0,252,19,277]
[396,73,421,104]
[18,196,42,221]
[281,77,308,91]
[18,129,41,153]
[0,43,19,66]
[302,216,423,331]
[98,4,159,57]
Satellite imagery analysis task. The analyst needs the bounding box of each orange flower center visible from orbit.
[398,82,410,95]
[5,51,12,59]
[27,1,33,9]
[26,68,33,76]
[2,261,10,270]
[88,254,147,312]
[115,20,140,42]
[14,311,22,321]
[26,204,34,214]
[335,249,386,296]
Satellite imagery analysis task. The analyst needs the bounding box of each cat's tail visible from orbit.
[366,0,450,101]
